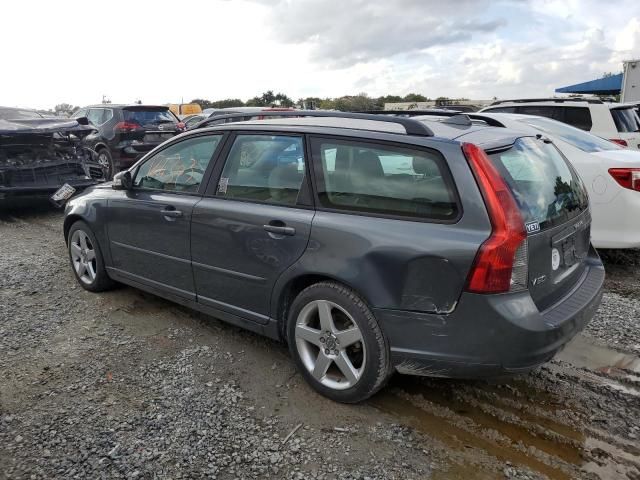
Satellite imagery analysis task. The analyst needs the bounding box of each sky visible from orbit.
[1,0,639,110]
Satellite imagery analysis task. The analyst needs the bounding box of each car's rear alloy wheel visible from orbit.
[295,300,366,390]
[288,282,392,403]
[67,221,115,292]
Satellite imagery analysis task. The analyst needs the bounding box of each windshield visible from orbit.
[519,116,621,152]
[0,108,43,120]
[611,108,640,133]
[488,137,588,231]
[123,108,177,126]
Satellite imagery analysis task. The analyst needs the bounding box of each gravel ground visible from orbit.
[1,205,639,480]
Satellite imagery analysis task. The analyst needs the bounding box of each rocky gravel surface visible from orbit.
[1,205,640,480]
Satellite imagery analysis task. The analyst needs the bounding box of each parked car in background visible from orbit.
[72,105,185,179]
[480,98,640,150]
[419,112,640,249]
[197,107,297,127]
[182,113,209,130]
[63,111,603,403]
[0,107,103,203]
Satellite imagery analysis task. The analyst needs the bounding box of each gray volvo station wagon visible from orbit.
[63,111,604,402]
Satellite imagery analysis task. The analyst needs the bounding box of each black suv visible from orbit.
[73,105,184,178]
[63,111,604,403]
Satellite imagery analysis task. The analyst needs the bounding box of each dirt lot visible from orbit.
[1,204,639,480]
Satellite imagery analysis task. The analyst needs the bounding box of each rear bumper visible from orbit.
[375,250,605,378]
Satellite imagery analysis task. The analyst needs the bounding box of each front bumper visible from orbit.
[375,250,605,378]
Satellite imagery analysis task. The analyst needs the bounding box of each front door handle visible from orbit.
[263,223,295,236]
[160,208,183,218]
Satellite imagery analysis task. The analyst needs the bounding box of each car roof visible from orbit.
[187,115,529,150]
[82,104,170,109]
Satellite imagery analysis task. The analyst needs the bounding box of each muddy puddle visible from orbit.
[370,333,640,479]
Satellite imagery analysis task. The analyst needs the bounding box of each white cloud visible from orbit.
[0,0,639,109]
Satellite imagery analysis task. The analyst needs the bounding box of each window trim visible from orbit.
[307,134,463,224]
[130,132,228,196]
[203,130,314,210]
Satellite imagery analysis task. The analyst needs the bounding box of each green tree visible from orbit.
[403,93,428,102]
[53,103,78,117]
[375,95,404,109]
[333,93,377,111]
[210,98,245,109]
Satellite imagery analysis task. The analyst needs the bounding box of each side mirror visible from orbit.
[112,171,133,190]
[75,116,90,125]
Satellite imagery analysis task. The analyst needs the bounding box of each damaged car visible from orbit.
[0,106,105,204]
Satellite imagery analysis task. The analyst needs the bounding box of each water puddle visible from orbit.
[372,389,574,480]
[556,334,640,374]
[555,334,640,397]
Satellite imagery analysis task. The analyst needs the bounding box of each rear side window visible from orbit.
[517,106,558,119]
[611,108,640,132]
[123,108,177,127]
[310,138,458,221]
[488,137,588,231]
[485,106,517,113]
[217,135,306,206]
[562,107,592,131]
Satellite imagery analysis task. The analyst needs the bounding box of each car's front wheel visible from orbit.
[68,221,115,292]
[287,282,392,403]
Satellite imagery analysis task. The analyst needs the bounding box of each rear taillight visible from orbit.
[114,121,140,133]
[608,168,640,192]
[609,138,628,147]
[462,143,528,294]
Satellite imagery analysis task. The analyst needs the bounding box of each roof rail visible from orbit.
[194,110,434,136]
[351,110,507,128]
[489,97,603,105]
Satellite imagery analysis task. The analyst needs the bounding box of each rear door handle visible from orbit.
[160,208,183,218]
[263,224,296,236]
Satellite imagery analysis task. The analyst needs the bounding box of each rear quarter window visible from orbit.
[310,138,459,221]
[611,108,640,133]
[488,137,588,231]
[562,107,592,131]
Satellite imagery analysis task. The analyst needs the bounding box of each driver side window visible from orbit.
[134,135,222,193]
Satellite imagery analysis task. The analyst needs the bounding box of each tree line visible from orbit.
[191,91,447,111]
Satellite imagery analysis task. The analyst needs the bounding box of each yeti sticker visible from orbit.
[525,221,540,234]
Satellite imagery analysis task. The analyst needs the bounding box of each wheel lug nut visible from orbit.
[320,337,325,343]
[324,349,330,355]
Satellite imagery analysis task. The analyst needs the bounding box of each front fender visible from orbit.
[63,188,112,266]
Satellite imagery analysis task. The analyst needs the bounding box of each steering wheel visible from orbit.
[174,167,206,187]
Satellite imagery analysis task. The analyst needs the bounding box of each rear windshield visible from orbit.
[488,137,588,231]
[0,108,42,120]
[123,108,177,126]
[611,108,640,133]
[519,116,621,152]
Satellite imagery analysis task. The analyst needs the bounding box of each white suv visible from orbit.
[479,98,640,150]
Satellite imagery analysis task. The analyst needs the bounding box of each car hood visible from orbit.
[591,149,640,167]
[0,118,96,136]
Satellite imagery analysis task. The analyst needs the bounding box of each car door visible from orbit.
[107,133,225,300]
[191,132,314,323]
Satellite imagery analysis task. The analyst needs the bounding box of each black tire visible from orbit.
[287,281,392,403]
[96,148,114,180]
[67,220,115,292]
